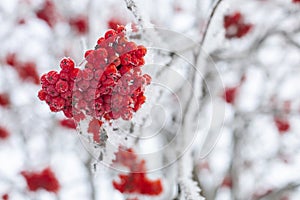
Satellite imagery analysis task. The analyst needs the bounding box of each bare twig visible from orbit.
[123,0,144,29]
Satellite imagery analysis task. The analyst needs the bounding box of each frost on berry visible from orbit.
[224,12,253,39]
[0,126,9,140]
[112,147,163,196]
[21,167,60,193]
[38,26,151,144]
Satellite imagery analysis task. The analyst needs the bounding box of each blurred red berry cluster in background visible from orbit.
[21,167,60,193]
[5,53,40,85]
[224,12,253,39]
[113,147,163,196]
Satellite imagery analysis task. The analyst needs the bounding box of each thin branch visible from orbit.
[84,157,97,200]
[181,0,224,128]
[123,0,144,29]
[199,0,224,50]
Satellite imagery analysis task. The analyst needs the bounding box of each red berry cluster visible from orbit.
[224,12,253,39]
[38,58,81,120]
[21,167,60,193]
[113,147,163,196]
[0,93,10,107]
[0,126,9,140]
[69,15,89,35]
[5,53,40,85]
[38,26,151,140]
[293,0,300,3]
[82,26,150,121]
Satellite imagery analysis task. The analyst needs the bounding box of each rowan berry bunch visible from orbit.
[224,12,253,39]
[38,26,151,141]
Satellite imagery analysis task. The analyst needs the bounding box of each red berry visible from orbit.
[52,97,65,110]
[274,117,290,133]
[6,53,18,67]
[38,90,47,101]
[97,37,105,45]
[84,50,93,59]
[77,80,90,91]
[69,15,89,35]
[136,45,147,57]
[82,68,94,80]
[0,126,9,140]
[224,87,238,104]
[108,18,124,30]
[59,119,76,129]
[55,80,69,93]
[104,29,116,39]
[46,71,59,84]
[60,58,75,71]
[2,194,9,200]
[46,85,59,97]
[0,93,10,107]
